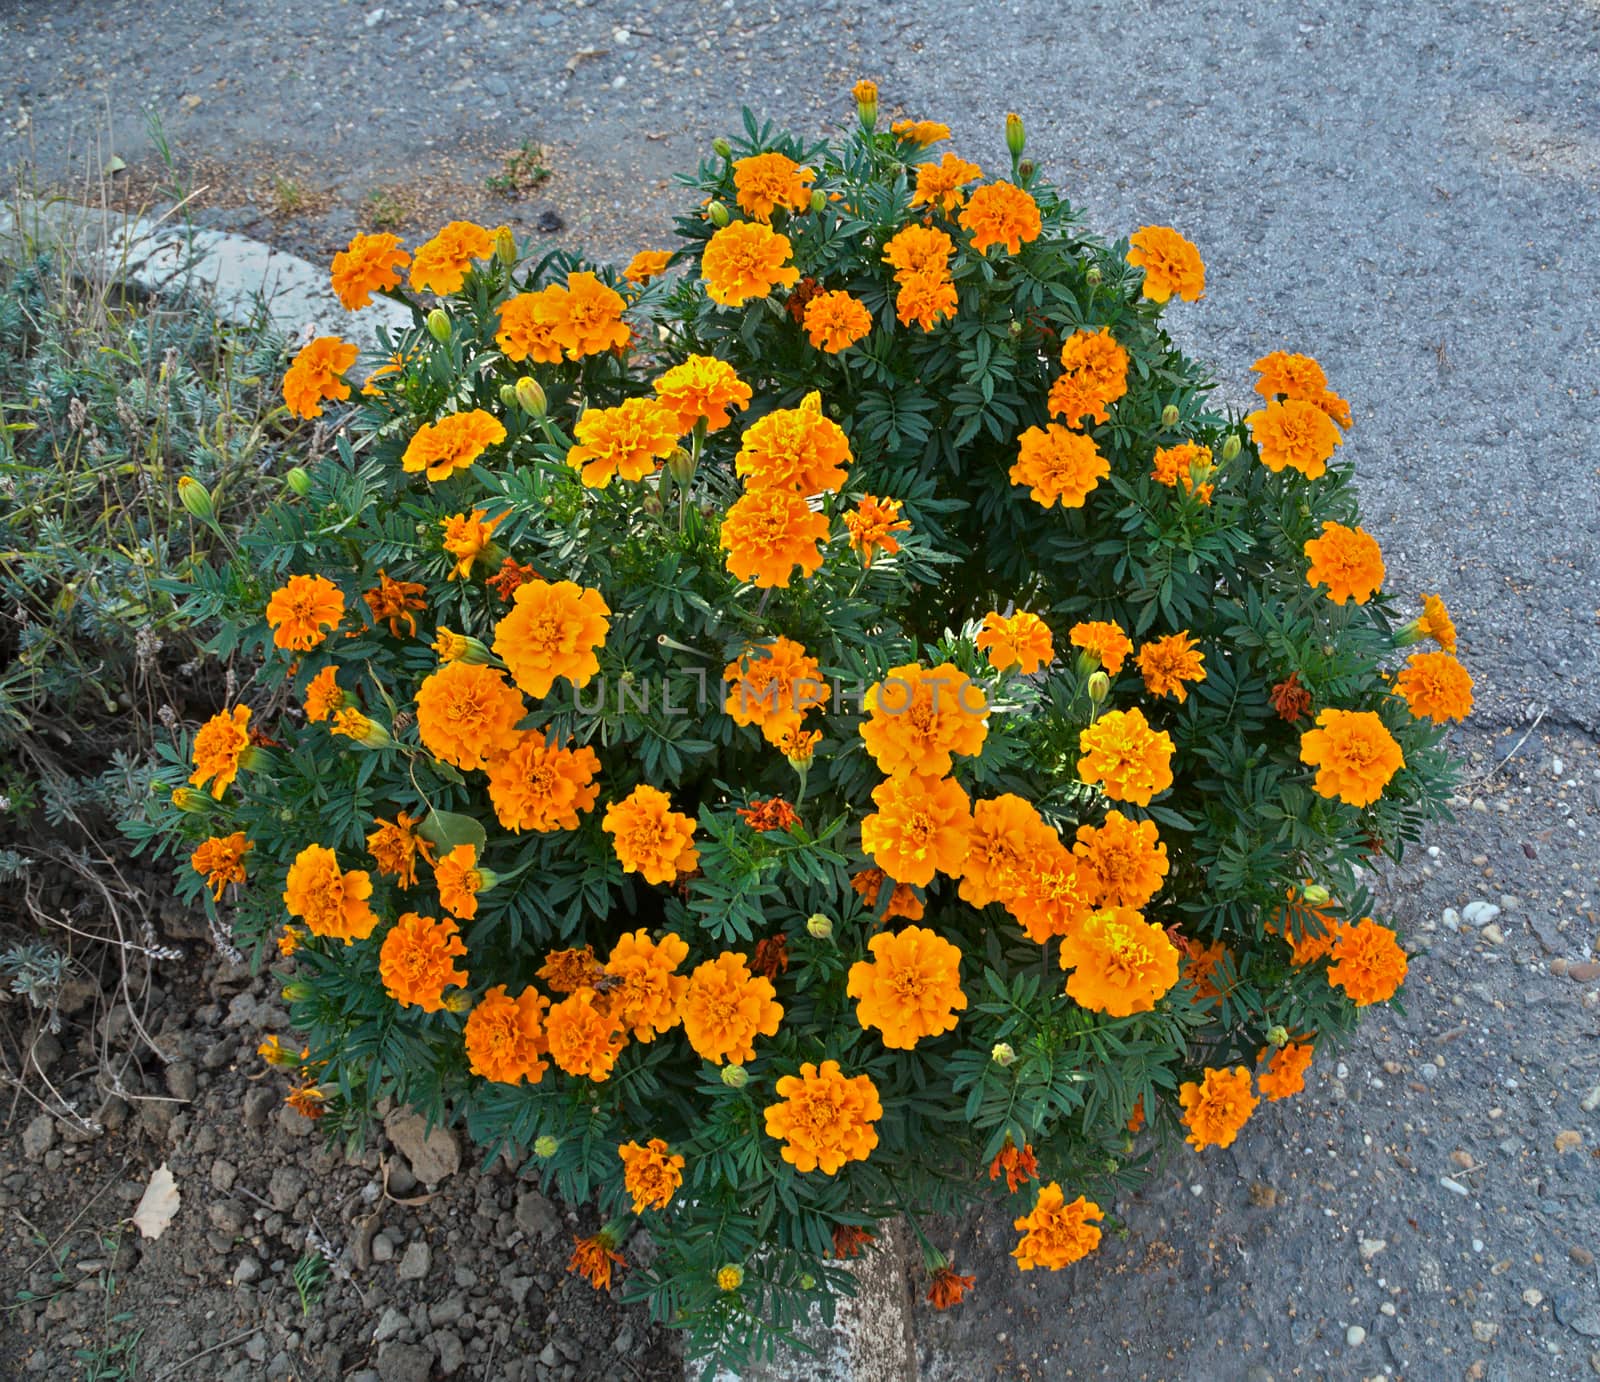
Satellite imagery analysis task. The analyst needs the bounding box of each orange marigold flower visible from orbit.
[719,487,830,588]
[723,637,830,745]
[751,932,790,981]
[1049,327,1129,429]
[860,661,988,778]
[735,391,852,494]
[379,911,469,1011]
[1395,650,1474,724]
[605,929,690,1041]
[276,926,302,957]
[1245,397,1342,481]
[832,1224,876,1258]
[883,224,955,280]
[1137,631,1207,703]
[1299,708,1405,807]
[367,809,433,888]
[884,882,925,921]
[433,843,485,919]
[1058,906,1180,1017]
[493,579,611,699]
[843,494,911,568]
[959,181,1041,256]
[1180,936,1230,1005]
[959,794,1054,909]
[567,397,682,489]
[913,151,984,213]
[1178,1066,1258,1150]
[283,843,379,944]
[988,1138,1040,1194]
[1010,424,1108,509]
[440,509,501,582]
[803,289,874,353]
[1327,917,1408,1005]
[568,1232,625,1291]
[1070,620,1134,676]
[623,249,673,283]
[1304,521,1385,604]
[732,151,814,222]
[464,983,550,1085]
[401,409,506,483]
[737,797,800,832]
[701,221,800,307]
[362,570,426,638]
[927,1264,976,1310]
[330,232,410,310]
[408,219,494,295]
[189,704,254,800]
[1011,1183,1103,1271]
[776,725,822,766]
[487,555,539,602]
[266,574,345,651]
[976,610,1054,676]
[360,345,418,394]
[1073,810,1168,909]
[190,832,251,900]
[1125,1097,1146,1134]
[415,661,525,771]
[618,1138,685,1213]
[1126,225,1205,303]
[1007,839,1094,944]
[494,287,565,364]
[847,924,966,1049]
[545,989,627,1080]
[1251,350,1352,430]
[894,270,959,331]
[1151,441,1215,503]
[546,271,631,359]
[538,945,603,994]
[681,951,783,1064]
[1269,672,1313,723]
[282,337,357,419]
[890,119,950,146]
[764,1059,882,1174]
[1257,1042,1314,1101]
[1415,593,1458,654]
[603,784,699,885]
[285,1083,326,1120]
[859,773,973,888]
[303,665,345,723]
[485,731,601,833]
[1077,707,1175,807]
[652,354,753,434]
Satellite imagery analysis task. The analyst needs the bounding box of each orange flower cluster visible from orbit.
[883,224,956,331]
[1252,350,1352,431]
[567,397,682,488]
[546,989,627,1081]
[764,1059,882,1174]
[1058,906,1180,1016]
[401,410,507,483]
[1048,327,1128,430]
[283,843,378,943]
[189,705,253,799]
[434,844,486,919]
[847,925,967,1048]
[493,578,611,699]
[702,220,799,307]
[1137,631,1206,702]
[959,181,1041,256]
[1304,521,1385,604]
[283,337,357,419]
[190,832,251,900]
[681,950,783,1063]
[723,637,829,745]
[843,494,911,567]
[618,1138,686,1213]
[495,274,632,363]
[605,929,690,1041]
[1299,709,1404,807]
[1179,1066,1258,1150]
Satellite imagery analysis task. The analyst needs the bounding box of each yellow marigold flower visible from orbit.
[266,573,345,651]
[1245,397,1342,480]
[1077,707,1175,807]
[283,843,379,944]
[276,926,303,957]
[545,989,627,1081]
[719,487,830,589]
[959,181,1041,256]
[1058,906,1180,1017]
[975,610,1054,675]
[623,249,673,283]
[1071,810,1166,910]
[302,665,344,723]
[539,945,603,994]
[432,627,489,663]
[735,392,852,494]
[1257,1042,1314,1101]
[803,290,874,353]
[959,794,1054,909]
[362,569,426,638]
[859,772,973,888]
[883,224,955,281]
[494,287,565,364]
[1011,1183,1103,1271]
[852,78,879,114]
[1304,521,1386,605]
[1137,631,1207,703]
[1126,225,1205,303]
[605,929,691,1042]
[732,151,814,222]
[434,843,485,919]
[1251,350,1352,430]
[894,270,959,331]
[843,494,911,568]
[464,983,550,1085]
[860,661,988,778]
[602,784,699,885]
[567,397,682,489]
[701,221,800,307]
[330,707,390,748]
[1010,424,1108,509]
[282,337,357,419]
[1179,1066,1258,1150]
[330,232,410,310]
[1047,326,1129,430]
[401,409,507,483]
[723,637,830,746]
[548,271,632,359]
[367,809,433,889]
[189,705,253,799]
[618,1138,685,1213]
[440,509,501,582]
[485,731,601,833]
[1299,708,1404,807]
[890,118,950,146]
[652,354,753,434]
[379,911,469,1012]
[190,832,251,900]
[763,1059,882,1174]
[1415,593,1458,653]
[415,661,525,771]
[681,951,783,1064]
[846,925,967,1049]
[408,219,494,295]
[1395,650,1473,724]
[717,1263,745,1292]
[912,152,984,213]
[1327,917,1408,1005]
[257,1034,298,1067]
[493,578,611,699]
[1069,620,1133,676]
[1151,441,1215,503]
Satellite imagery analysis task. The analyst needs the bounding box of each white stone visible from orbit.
[1346,1325,1366,1346]
[1359,1237,1387,1261]
[1462,901,1501,927]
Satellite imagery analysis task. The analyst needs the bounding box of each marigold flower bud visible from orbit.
[806,913,834,940]
[1018,157,1035,180]
[852,79,878,130]
[1084,263,1102,287]
[499,384,519,411]
[666,446,696,484]
[717,1263,745,1292]
[493,224,518,269]
[432,627,492,665]
[707,200,730,227]
[514,376,547,417]
[284,466,311,496]
[1220,433,1242,462]
[331,710,392,749]
[426,308,452,342]
[170,786,206,813]
[799,1273,817,1291]
[1087,671,1110,705]
[809,188,826,214]
[1005,111,1026,158]
[534,1135,560,1158]
[178,475,215,524]
[991,1041,1017,1067]
[712,136,733,159]
[1302,883,1331,905]
[1008,319,1024,338]
[721,1063,750,1089]
[281,982,310,1003]
[1161,404,1180,428]
[1266,1024,1290,1048]
[444,990,473,1013]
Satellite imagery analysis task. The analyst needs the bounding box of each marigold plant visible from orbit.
[133,92,1464,1370]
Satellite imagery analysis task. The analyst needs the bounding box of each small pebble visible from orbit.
[1346,1325,1366,1346]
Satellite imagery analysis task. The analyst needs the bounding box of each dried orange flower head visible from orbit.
[367,809,431,889]
[988,1137,1040,1193]
[1304,521,1385,604]
[1058,906,1180,1017]
[379,911,469,1012]
[492,578,612,699]
[362,569,427,638]
[266,574,346,651]
[859,772,973,888]
[701,220,800,307]
[1327,917,1408,1005]
[1126,224,1205,303]
[847,924,967,1049]
[927,1264,976,1310]
[1299,708,1404,808]
[567,1232,625,1291]
[1010,424,1109,509]
[1178,1066,1258,1150]
[681,950,783,1064]
[1011,1183,1103,1270]
[617,1138,686,1214]
[860,661,989,778]
[764,1059,882,1174]
[1077,707,1175,807]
